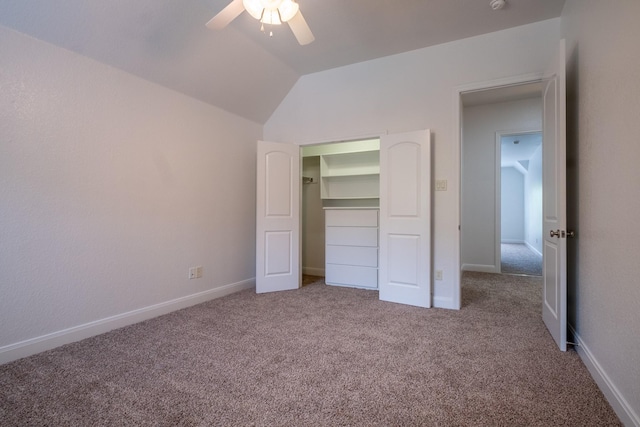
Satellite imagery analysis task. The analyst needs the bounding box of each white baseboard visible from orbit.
[433,296,457,310]
[524,241,543,257]
[0,278,255,366]
[461,263,499,274]
[569,325,639,427]
[302,267,325,277]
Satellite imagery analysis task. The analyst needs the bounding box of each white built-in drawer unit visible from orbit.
[325,208,379,289]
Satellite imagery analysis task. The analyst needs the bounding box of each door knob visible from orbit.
[567,230,576,238]
[550,229,561,238]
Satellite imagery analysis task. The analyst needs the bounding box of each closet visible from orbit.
[302,139,380,290]
[257,130,431,306]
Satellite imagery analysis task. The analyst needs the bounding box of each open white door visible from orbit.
[379,130,431,308]
[542,40,568,351]
[256,140,300,293]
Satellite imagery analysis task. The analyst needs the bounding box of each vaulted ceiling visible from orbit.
[0,0,565,123]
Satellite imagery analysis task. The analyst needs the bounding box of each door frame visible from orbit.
[453,72,544,309]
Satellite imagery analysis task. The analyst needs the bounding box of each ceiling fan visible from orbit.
[206,0,315,45]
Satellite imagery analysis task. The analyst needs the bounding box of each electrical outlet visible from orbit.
[195,266,203,278]
[435,270,443,280]
[435,180,448,191]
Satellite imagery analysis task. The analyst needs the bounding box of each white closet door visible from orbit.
[379,130,431,308]
[542,40,568,351]
[256,141,300,293]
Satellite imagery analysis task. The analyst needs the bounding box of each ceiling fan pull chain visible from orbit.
[260,8,266,33]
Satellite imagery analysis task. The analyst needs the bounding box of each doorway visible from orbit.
[300,138,381,286]
[460,81,543,276]
[498,131,543,276]
[455,42,566,350]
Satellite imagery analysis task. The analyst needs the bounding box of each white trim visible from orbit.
[454,72,545,311]
[454,73,545,99]
[453,88,462,310]
[461,263,498,274]
[294,130,390,147]
[525,241,543,257]
[433,296,457,310]
[495,133,502,275]
[302,267,325,277]
[0,278,255,365]
[570,325,640,427]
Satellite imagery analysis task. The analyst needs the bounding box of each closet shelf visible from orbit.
[320,150,380,200]
[322,172,380,178]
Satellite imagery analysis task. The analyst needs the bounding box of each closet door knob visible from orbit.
[550,229,561,238]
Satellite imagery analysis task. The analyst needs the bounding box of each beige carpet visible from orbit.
[0,272,620,426]
[501,243,543,276]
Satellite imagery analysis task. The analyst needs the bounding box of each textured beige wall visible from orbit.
[562,1,640,424]
[0,26,261,361]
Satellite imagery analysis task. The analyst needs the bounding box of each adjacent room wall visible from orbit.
[461,97,542,273]
[302,156,325,276]
[265,19,560,308]
[562,1,640,424]
[523,145,542,255]
[0,26,261,363]
[501,167,525,243]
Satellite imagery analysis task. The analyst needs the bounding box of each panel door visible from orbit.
[542,40,568,351]
[256,141,300,293]
[379,130,431,308]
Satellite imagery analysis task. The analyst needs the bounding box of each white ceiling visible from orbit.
[501,132,542,169]
[0,0,565,123]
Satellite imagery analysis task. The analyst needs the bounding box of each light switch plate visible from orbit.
[435,180,448,191]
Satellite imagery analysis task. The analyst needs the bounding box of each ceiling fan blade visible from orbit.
[287,11,315,45]
[206,0,245,30]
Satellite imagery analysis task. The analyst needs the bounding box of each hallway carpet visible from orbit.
[501,243,543,276]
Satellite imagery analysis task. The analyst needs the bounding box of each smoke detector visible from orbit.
[490,0,506,10]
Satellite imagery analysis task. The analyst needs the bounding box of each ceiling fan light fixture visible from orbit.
[209,0,313,45]
[243,0,299,24]
[243,0,264,20]
[261,9,282,25]
[277,0,299,22]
